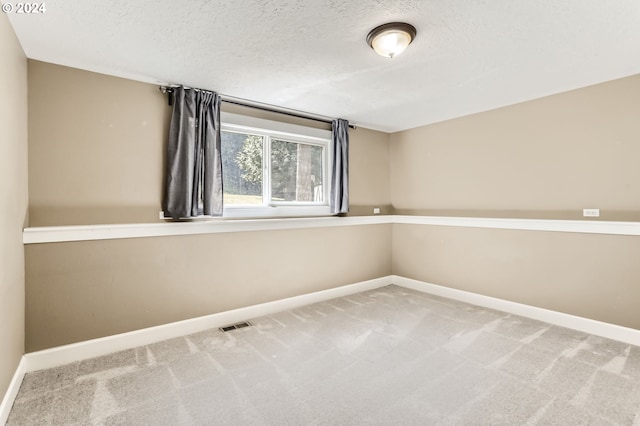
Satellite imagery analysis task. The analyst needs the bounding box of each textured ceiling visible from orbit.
[7,0,640,132]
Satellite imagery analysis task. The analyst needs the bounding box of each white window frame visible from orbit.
[220,112,333,219]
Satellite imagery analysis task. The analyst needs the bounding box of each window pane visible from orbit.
[221,131,263,205]
[271,140,324,202]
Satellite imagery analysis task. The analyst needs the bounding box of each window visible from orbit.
[220,112,332,218]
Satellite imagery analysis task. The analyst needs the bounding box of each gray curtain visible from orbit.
[163,87,223,219]
[330,119,349,214]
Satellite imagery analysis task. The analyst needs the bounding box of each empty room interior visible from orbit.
[2,1,640,424]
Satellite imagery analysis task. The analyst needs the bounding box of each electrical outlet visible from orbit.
[583,209,600,217]
[373,207,380,214]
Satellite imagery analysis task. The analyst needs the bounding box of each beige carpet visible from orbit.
[7,285,640,425]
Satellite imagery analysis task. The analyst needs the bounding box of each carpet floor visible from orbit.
[7,285,640,425]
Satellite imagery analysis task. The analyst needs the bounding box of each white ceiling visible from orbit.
[7,0,640,132]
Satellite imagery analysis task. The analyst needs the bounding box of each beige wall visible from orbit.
[392,224,640,329]
[25,224,392,351]
[390,75,640,221]
[390,75,640,329]
[28,61,391,226]
[348,127,391,216]
[28,61,170,226]
[0,15,28,397]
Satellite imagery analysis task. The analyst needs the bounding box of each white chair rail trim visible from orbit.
[22,216,394,244]
[23,215,640,244]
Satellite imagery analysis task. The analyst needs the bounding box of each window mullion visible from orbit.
[325,142,331,205]
[263,135,271,206]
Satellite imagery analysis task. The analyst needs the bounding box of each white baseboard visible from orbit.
[392,275,640,347]
[22,276,392,373]
[0,357,27,425]
[18,274,640,373]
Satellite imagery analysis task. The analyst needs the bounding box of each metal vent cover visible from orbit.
[219,321,252,332]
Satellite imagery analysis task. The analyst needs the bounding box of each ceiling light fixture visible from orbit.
[366,22,417,59]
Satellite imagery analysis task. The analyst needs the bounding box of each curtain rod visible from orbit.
[159,86,356,129]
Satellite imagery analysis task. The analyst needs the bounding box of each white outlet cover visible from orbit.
[583,209,600,217]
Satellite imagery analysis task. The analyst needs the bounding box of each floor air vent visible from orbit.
[220,321,252,332]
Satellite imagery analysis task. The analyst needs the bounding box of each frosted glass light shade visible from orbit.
[367,22,417,58]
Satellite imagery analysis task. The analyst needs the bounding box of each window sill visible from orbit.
[159,205,331,220]
[223,205,331,219]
